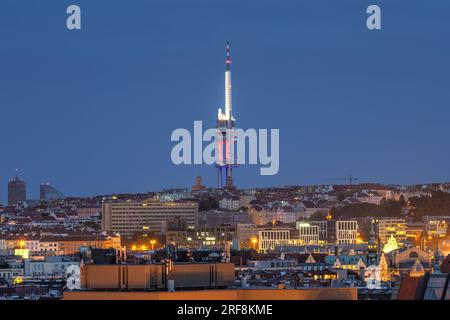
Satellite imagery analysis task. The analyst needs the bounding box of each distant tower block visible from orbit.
[216,41,238,189]
[40,182,65,201]
[192,176,206,191]
[8,169,26,206]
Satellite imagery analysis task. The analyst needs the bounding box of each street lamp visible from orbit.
[150,239,156,251]
[251,238,257,250]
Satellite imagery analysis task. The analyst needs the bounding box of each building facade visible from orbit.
[296,222,320,245]
[40,182,65,201]
[258,229,291,253]
[102,198,198,237]
[335,221,358,244]
[8,177,26,206]
[377,218,407,245]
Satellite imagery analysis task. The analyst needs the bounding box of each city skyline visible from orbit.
[1,0,450,202]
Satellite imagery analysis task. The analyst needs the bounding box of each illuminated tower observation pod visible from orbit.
[216,42,238,189]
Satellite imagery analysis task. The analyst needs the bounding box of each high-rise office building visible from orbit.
[40,182,65,201]
[8,176,26,206]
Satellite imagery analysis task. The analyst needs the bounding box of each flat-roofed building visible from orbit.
[258,229,290,253]
[236,223,260,248]
[75,262,235,291]
[58,234,121,255]
[63,287,358,300]
[102,198,198,237]
[377,218,407,245]
[336,221,358,244]
[24,256,79,277]
[8,176,26,206]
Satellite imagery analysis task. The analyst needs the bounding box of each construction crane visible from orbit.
[325,175,359,186]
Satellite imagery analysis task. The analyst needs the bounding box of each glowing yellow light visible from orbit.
[141,245,147,250]
[383,234,398,254]
[251,238,257,244]
[131,245,137,251]
[13,277,23,285]
[14,248,29,259]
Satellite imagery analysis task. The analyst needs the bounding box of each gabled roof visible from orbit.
[397,277,425,300]
[325,255,368,266]
[440,255,450,273]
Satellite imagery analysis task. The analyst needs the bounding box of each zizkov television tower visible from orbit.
[216,42,237,190]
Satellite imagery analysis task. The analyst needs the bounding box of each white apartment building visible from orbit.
[336,221,358,244]
[0,266,23,281]
[296,222,320,245]
[258,229,291,253]
[24,256,79,277]
[219,197,241,211]
[102,198,198,236]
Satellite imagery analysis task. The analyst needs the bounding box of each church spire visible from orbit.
[368,219,378,265]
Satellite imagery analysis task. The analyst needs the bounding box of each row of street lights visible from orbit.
[131,239,157,251]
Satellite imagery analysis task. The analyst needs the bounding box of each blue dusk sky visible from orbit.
[0,0,449,202]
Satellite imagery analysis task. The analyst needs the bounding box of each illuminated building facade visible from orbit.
[1,234,121,255]
[235,223,260,248]
[166,225,235,247]
[296,222,320,245]
[377,218,407,246]
[335,220,358,244]
[382,234,399,254]
[308,220,357,244]
[425,218,448,237]
[258,229,291,253]
[310,220,337,244]
[102,198,198,237]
